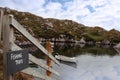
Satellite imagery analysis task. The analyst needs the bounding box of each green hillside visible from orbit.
[1,7,120,43]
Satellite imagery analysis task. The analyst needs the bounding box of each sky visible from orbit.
[0,0,120,31]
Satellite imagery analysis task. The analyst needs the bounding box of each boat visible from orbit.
[55,54,77,63]
[60,60,77,68]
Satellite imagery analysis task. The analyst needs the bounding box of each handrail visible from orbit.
[2,14,59,80]
[11,43,59,76]
[9,16,59,65]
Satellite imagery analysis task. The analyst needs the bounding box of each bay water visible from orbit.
[34,43,120,80]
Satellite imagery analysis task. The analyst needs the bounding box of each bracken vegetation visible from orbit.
[1,7,120,43]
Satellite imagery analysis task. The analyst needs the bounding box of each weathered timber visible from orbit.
[46,41,52,77]
[3,15,13,80]
[22,67,55,80]
[10,43,59,76]
[9,16,59,65]
[0,10,3,41]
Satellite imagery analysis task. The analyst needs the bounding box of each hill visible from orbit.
[1,7,120,44]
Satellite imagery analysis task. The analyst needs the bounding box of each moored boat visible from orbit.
[55,54,77,63]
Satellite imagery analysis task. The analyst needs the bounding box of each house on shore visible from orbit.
[79,37,86,44]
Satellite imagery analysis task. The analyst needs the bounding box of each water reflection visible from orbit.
[58,60,77,68]
[114,48,120,55]
[53,55,120,80]
[52,43,120,80]
[53,43,118,57]
[34,43,120,80]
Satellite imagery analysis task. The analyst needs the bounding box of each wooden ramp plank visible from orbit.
[29,54,60,76]
[22,67,55,80]
[10,17,59,65]
[11,43,59,76]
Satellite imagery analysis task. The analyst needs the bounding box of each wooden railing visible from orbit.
[1,9,59,80]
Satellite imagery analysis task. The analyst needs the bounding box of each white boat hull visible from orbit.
[55,55,77,63]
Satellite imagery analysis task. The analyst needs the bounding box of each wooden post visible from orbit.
[9,15,15,80]
[0,9,3,42]
[3,15,13,80]
[9,15,15,50]
[46,41,52,77]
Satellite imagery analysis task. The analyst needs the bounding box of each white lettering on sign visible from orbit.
[15,59,23,65]
[11,53,22,60]
[7,50,29,75]
[10,53,24,65]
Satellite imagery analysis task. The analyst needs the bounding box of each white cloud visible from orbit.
[35,2,63,18]
[0,0,120,31]
[0,0,45,11]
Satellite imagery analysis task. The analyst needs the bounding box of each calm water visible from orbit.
[34,43,120,80]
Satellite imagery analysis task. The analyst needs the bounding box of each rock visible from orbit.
[114,43,120,49]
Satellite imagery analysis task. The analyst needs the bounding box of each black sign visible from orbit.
[7,50,29,75]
